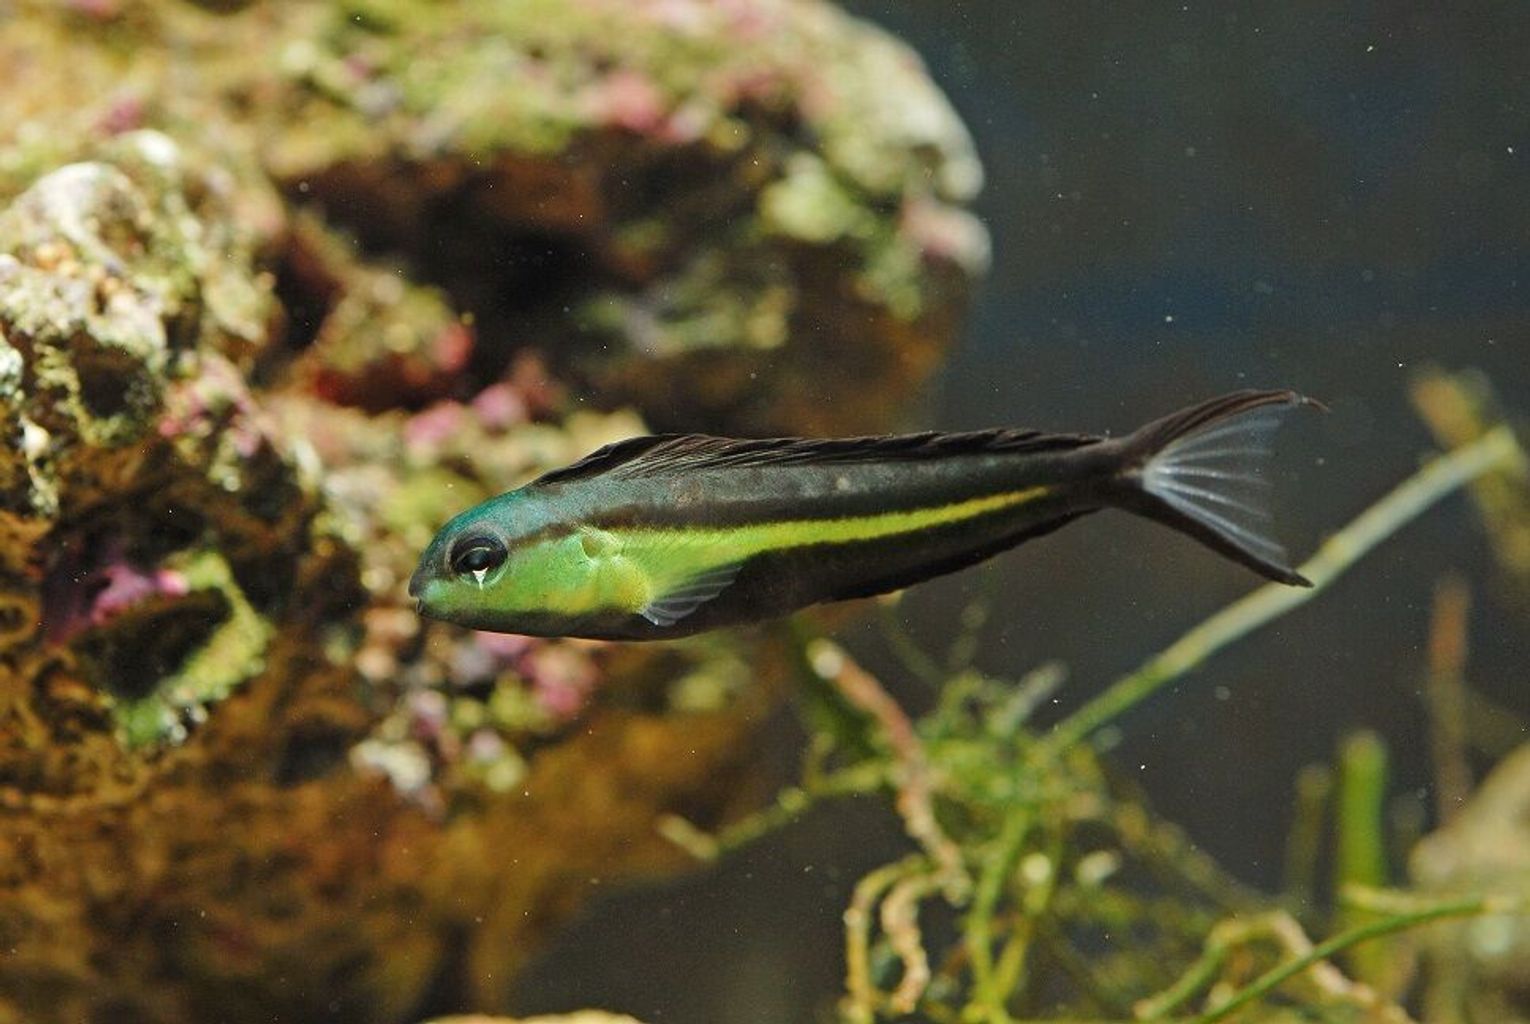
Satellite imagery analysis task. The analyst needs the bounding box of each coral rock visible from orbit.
[423,1016,647,1024]
[1412,743,1530,1024]
[0,1,983,1020]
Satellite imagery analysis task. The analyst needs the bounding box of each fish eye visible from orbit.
[450,535,507,577]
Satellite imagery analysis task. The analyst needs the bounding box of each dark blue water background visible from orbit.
[512,5,1530,1020]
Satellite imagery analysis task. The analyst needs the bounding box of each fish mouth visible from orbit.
[408,572,441,621]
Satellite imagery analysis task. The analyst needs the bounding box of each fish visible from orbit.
[409,389,1317,640]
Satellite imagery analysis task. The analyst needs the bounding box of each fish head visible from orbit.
[410,490,593,633]
[409,493,526,628]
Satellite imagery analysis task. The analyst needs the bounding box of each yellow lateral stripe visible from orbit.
[621,485,1054,568]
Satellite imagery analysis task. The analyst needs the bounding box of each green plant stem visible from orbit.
[1334,731,1392,985]
[1044,425,1524,753]
[1280,763,1332,912]
[991,820,1064,1001]
[1135,929,1234,1020]
[1335,731,1390,891]
[1190,895,1488,1024]
[1423,573,1474,822]
[658,762,881,860]
[965,809,1033,1023]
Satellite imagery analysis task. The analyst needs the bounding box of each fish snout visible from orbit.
[407,565,427,599]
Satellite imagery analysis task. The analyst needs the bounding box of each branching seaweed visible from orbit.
[662,377,1530,1023]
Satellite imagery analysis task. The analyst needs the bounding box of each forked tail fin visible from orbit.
[1116,389,1318,586]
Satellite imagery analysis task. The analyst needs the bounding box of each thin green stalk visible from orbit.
[1134,931,1234,1020]
[1333,732,1395,986]
[1423,574,1473,821]
[991,818,1064,1001]
[1045,426,1524,753]
[947,573,998,674]
[1280,763,1332,913]
[1190,896,1488,1024]
[965,809,1033,1023]
[1335,731,1390,892]
[657,765,881,860]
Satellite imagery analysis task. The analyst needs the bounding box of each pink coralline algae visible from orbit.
[95,93,147,136]
[592,70,669,135]
[403,401,470,452]
[400,357,555,453]
[504,351,565,420]
[469,383,529,432]
[446,631,597,724]
[43,549,191,644]
[901,196,991,274]
[406,688,451,744]
[156,354,269,458]
[525,643,601,722]
[63,0,123,22]
[91,564,189,622]
[429,321,474,377]
[448,630,535,685]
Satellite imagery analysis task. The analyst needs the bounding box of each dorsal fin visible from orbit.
[533,428,1103,486]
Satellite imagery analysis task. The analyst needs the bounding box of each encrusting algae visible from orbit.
[1,0,987,435]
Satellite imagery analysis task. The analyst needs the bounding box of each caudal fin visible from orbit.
[1119,389,1317,587]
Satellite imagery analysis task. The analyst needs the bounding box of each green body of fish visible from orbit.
[409,390,1314,640]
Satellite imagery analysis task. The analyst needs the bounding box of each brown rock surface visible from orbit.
[0,2,984,1020]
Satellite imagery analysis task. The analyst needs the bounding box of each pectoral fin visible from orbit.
[639,562,744,627]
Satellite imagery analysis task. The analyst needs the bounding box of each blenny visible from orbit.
[410,389,1316,640]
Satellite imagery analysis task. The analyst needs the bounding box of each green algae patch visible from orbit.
[380,468,491,553]
[109,550,272,749]
[759,154,875,247]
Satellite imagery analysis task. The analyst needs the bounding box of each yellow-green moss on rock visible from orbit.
[2,0,987,434]
[0,2,987,1020]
